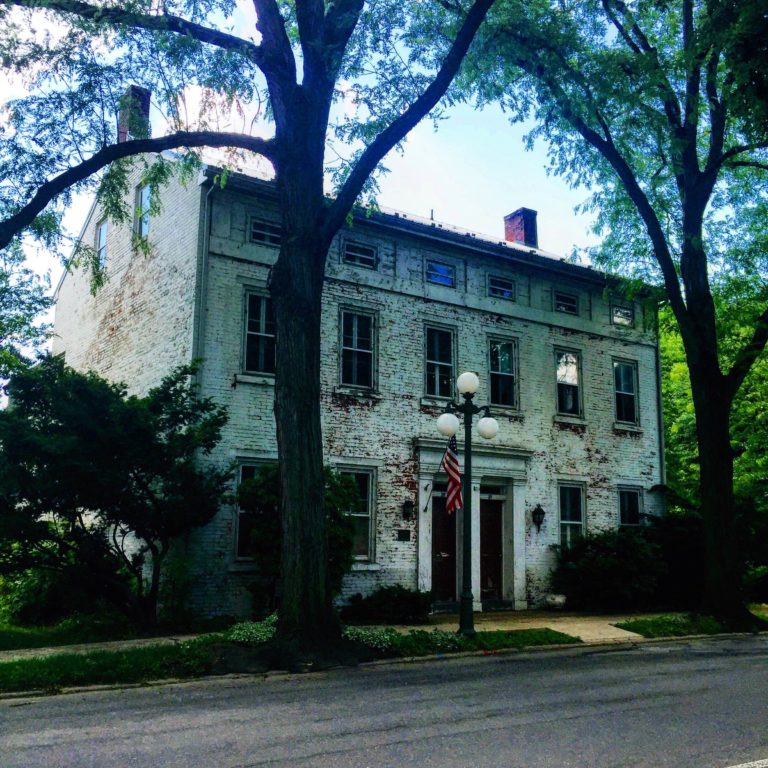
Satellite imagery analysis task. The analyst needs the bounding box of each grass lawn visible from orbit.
[615,614,725,638]
[0,621,137,652]
[0,625,579,694]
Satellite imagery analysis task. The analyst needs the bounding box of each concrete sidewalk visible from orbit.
[379,609,656,643]
[0,610,660,663]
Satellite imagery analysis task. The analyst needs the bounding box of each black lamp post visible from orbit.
[436,371,499,638]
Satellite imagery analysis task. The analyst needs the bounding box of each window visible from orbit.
[341,311,374,389]
[426,260,456,288]
[244,293,276,374]
[95,219,108,266]
[425,326,454,397]
[556,349,581,416]
[554,290,578,315]
[559,484,584,547]
[236,464,275,558]
[343,241,377,269]
[489,339,517,408]
[619,488,642,526]
[488,275,516,301]
[611,301,635,327]
[249,217,282,246]
[614,360,638,424]
[135,184,151,238]
[341,470,374,560]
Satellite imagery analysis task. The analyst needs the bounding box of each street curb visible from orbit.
[1,630,765,702]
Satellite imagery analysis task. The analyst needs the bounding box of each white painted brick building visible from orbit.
[53,162,664,617]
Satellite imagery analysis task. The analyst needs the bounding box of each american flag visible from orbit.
[441,434,463,515]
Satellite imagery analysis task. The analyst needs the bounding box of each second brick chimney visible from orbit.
[504,207,538,249]
[117,85,151,143]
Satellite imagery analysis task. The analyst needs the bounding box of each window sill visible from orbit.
[234,373,275,387]
[420,396,453,409]
[613,421,643,435]
[490,406,524,421]
[228,560,258,573]
[553,413,587,426]
[351,562,381,572]
[333,386,382,401]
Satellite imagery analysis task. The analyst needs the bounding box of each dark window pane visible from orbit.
[559,486,583,522]
[554,292,578,314]
[620,490,641,525]
[351,516,370,557]
[616,393,636,423]
[488,276,515,300]
[491,372,516,406]
[558,383,580,415]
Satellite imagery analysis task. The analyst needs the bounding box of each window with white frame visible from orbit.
[249,217,282,246]
[554,290,578,315]
[244,293,276,374]
[619,487,643,526]
[135,184,151,238]
[95,219,108,266]
[341,310,375,388]
[559,484,584,547]
[611,301,635,327]
[425,326,454,397]
[341,469,375,560]
[488,274,516,301]
[343,241,377,269]
[614,359,638,424]
[489,338,517,408]
[426,260,456,288]
[556,349,581,416]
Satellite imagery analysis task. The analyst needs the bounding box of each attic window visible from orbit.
[249,217,282,247]
[488,275,516,301]
[426,260,456,288]
[554,290,578,315]
[611,301,635,327]
[343,241,377,269]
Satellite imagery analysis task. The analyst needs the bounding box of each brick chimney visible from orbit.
[117,85,151,143]
[504,207,538,249]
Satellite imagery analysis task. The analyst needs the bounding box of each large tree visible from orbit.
[469,0,768,623]
[0,0,495,654]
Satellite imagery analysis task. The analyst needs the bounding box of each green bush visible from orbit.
[551,528,666,611]
[341,585,434,624]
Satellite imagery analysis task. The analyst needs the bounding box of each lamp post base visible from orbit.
[458,590,476,637]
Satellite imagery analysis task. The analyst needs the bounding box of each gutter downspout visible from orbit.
[654,303,667,498]
[191,173,216,376]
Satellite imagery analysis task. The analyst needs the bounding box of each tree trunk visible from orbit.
[687,362,749,625]
[270,158,339,655]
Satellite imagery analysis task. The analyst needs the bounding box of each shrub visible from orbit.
[341,585,434,624]
[227,613,278,645]
[550,528,666,611]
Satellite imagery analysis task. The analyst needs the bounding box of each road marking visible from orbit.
[723,760,768,768]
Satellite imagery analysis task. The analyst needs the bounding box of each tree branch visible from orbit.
[0,0,264,64]
[0,131,275,250]
[325,0,495,234]
[726,303,768,400]
[252,0,298,106]
[727,160,768,171]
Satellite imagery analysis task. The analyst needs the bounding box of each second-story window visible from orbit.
[244,293,276,374]
[249,217,282,246]
[554,290,578,315]
[426,260,456,288]
[489,339,517,408]
[488,275,516,301]
[95,219,108,266]
[556,349,581,416]
[614,360,638,424]
[425,326,454,398]
[135,184,151,238]
[341,311,374,389]
[343,241,377,269]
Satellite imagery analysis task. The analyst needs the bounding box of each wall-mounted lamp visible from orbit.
[401,499,415,521]
[531,504,546,533]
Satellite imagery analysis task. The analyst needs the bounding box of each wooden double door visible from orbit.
[431,496,504,602]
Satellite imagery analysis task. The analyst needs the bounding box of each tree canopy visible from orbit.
[0,356,231,625]
[467,0,768,622]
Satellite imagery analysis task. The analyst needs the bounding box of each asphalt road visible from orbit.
[2,636,767,768]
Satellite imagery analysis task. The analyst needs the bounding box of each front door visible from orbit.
[480,499,503,601]
[431,496,456,601]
